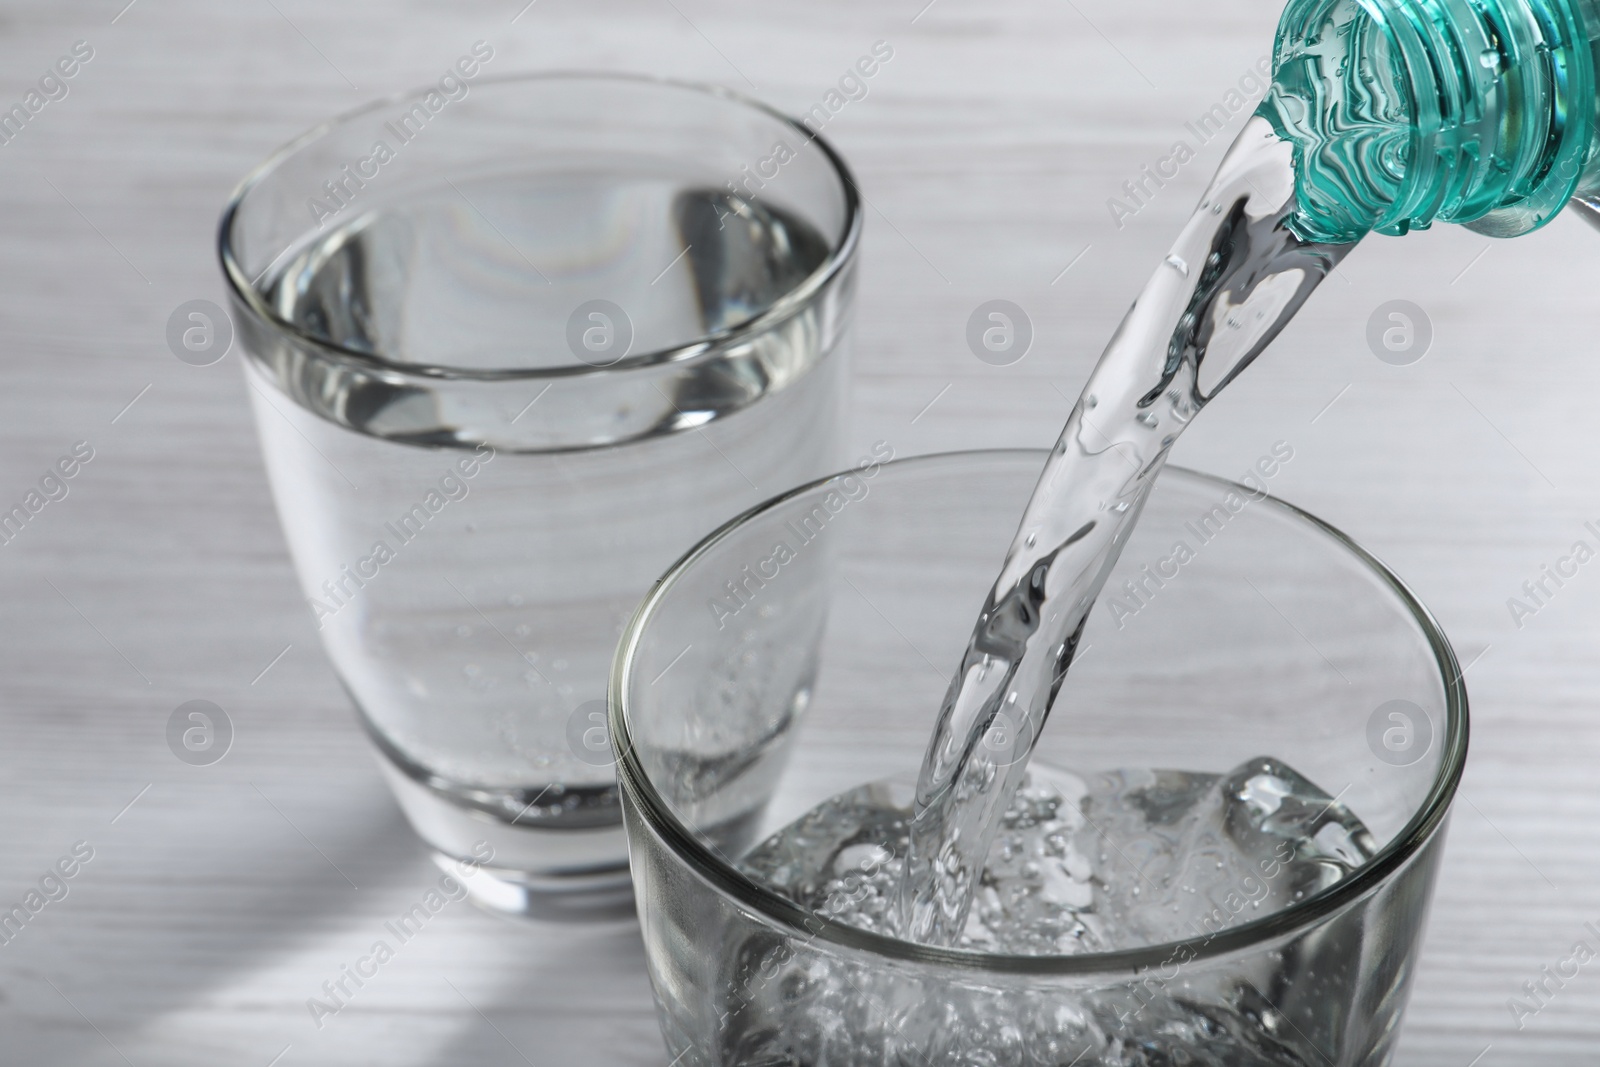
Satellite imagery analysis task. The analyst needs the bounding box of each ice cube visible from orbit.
[1079,757,1378,948]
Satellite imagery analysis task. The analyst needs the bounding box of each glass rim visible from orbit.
[610,449,1470,977]
[216,70,864,383]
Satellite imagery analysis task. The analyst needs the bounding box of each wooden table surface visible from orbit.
[3,0,1598,1063]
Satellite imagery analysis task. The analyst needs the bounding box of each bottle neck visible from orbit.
[1261,0,1600,242]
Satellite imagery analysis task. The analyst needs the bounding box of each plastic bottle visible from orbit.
[1260,0,1600,241]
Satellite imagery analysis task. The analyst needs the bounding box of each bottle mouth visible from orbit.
[1263,0,1595,242]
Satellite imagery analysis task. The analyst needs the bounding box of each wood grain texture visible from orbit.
[0,0,1597,1062]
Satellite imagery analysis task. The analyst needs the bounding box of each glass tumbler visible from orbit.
[614,451,1467,1065]
[219,73,860,917]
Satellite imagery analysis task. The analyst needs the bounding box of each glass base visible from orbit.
[430,850,636,922]
[373,751,636,922]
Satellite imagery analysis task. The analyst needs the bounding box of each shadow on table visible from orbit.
[426,918,665,1066]
[3,779,425,1065]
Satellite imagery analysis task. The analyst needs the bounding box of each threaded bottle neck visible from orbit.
[1261,0,1599,241]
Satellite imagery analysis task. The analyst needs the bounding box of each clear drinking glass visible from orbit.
[219,73,860,917]
[614,451,1467,1065]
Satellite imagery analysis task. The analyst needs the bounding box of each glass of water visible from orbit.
[219,73,861,918]
[614,451,1467,1064]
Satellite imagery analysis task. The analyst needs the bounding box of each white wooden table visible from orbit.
[2,0,1597,1062]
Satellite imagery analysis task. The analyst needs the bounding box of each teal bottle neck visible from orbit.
[1260,0,1600,241]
